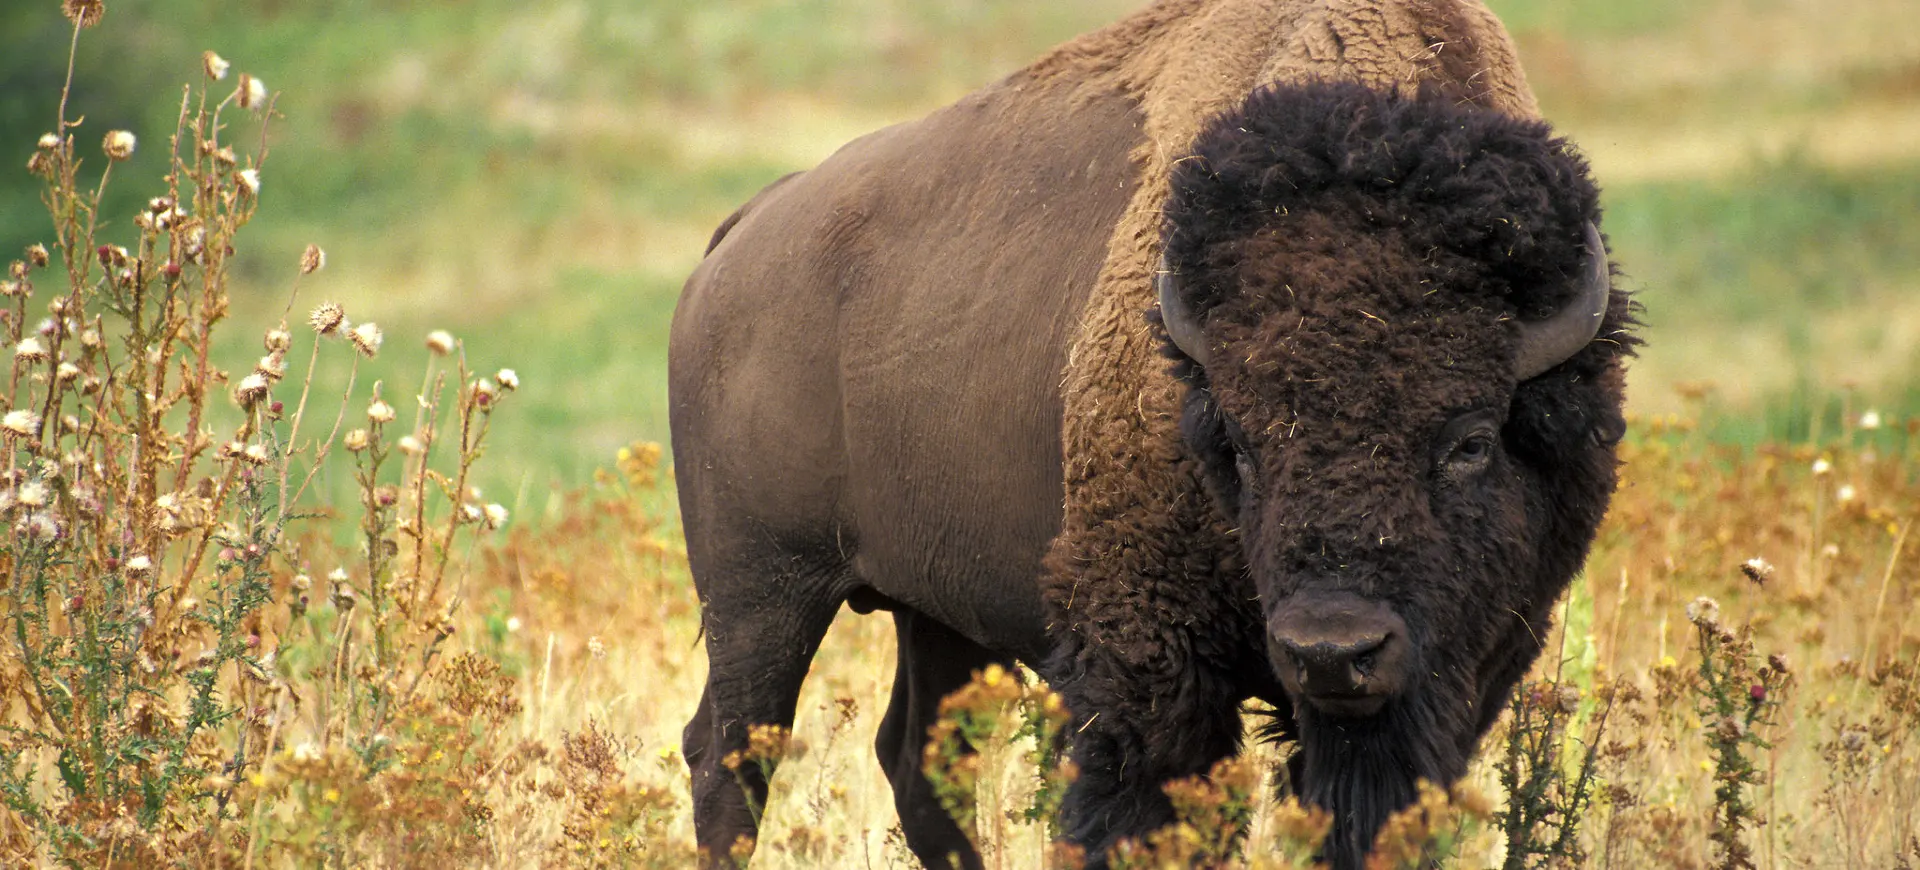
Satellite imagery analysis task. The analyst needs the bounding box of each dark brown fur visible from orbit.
[1048,80,1634,866]
[668,2,1625,868]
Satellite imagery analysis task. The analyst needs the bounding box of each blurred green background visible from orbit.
[5,0,1918,497]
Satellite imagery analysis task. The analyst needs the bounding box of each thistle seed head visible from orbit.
[14,337,48,363]
[1685,596,1721,630]
[2,410,41,437]
[62,0,104,29]
[16,481,47,509]
[16,512,61,541]
[102,130,136,161]
[234,373,271,407]
[309,303,346,335]
[237,74,269,111]
[202,51,230,81]
[348,322,382,357]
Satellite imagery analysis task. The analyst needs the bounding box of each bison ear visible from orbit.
[1179,386,1243,511]
[1592,408,1627,447]
[1508,372,1625,460]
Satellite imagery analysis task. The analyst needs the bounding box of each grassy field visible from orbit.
[1,0,1918,867]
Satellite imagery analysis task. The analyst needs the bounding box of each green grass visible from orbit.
[5,0,1918,497]
[1485,0,1684,38]
[1601,157,1920,413]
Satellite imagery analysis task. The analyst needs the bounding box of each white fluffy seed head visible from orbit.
[234,373,270,406]
[102,130,136,161]
[237,73,268,111]
[2,409,40,436]
[349,322,382,358]
[15,337,48,362]
[17,481,47,508]
[1685,596,1721,629]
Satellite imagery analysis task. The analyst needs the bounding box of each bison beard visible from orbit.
[1294,687,1472,864]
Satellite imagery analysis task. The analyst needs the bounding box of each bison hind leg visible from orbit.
[876,609,1012,870]
[683,571,847,868]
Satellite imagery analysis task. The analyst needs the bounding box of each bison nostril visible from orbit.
[1269,598,1411,709]
[1274,631,1399,699]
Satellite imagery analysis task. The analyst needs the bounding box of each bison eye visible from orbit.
[1435,410,1504,480]
[1445,431,1497,476]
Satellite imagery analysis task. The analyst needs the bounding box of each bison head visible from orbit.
[1155,81,1633,864]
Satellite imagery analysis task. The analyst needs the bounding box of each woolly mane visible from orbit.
[1164,80,1602,322]
[1018,3,1626,867]
[1157,80,1637,479]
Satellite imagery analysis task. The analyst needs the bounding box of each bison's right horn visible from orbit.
[1156,255,1213,368]
[1513,222,1611,381]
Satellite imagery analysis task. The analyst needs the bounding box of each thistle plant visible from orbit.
[1495,677,1614,869]
[921,663,1077,864]
[1685,596,1792,870]
[0,6,518,865]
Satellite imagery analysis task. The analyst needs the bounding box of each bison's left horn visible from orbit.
[1513,222,1611,381]
[1156,255,1213,368]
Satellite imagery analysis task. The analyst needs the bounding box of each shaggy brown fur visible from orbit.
[1096,78,1631,867]
[668,2,1627,869]
[1028,1,1565,864]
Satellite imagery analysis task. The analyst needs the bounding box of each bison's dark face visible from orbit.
[1156,81,1633,866]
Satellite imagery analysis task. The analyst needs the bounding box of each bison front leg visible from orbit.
[1051,655,1248,866]
[1039,472,1259,865]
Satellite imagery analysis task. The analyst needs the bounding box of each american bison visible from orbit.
[668,0,1634,867]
